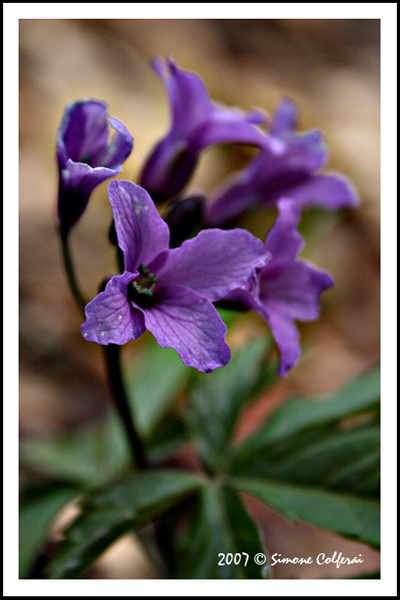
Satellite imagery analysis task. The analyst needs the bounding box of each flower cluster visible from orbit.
[81,179,269,372]
[56,58,357,375]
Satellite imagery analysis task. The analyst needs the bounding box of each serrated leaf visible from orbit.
[19,481,80,578]
[159,483,268,579]
[20,412,130,487]
[47,470,205,579]
[186,335,273,471]
[233,476,380,549]
[126,335,191,437]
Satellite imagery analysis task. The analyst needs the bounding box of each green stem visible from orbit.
[104,344,147,469]
[59,228,146,468]
[60,230,87,315]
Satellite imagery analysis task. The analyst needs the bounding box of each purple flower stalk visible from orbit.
[139,57,267,204]
[57,99,133,238]
[225,198,334,376]
[81,180,269,372]
[206,98,359,226]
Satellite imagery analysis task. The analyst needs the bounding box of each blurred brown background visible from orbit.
[19,19,380,578]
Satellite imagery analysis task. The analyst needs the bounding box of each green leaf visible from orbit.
[233,476,380,549]
[231,422,380,498]
[47,470,205,579]
[186,335,274,471]
[232,368,380,465]
[19,481,80,578]
[160,483,269,579]
[20,412,130,487]
[125,335,191,437]
[145,411,187,463]
[228,369,380,549]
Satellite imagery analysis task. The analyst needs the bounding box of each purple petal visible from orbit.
[157,228,269,302]
[257,262,333,376]
[259,261,334,321]
[277,172,360,210]
[206,166,262,226]
[206,131,327,226]
[246,109,269,126]
[91,117,134,169]
[152,57,214,135]
[264,199,304,265]
[57,100,109,167]
[139,284,230,372]
[108,180,170,273]
[138,58,212,202]
[56,99,134,237]
[272,129,327,172]
[139,57,267,203]
[61,160,121,195]
[81,273,145,345]
[225,199,333,376]
[195,105,267,151]
[224,284,301,377]
[139,139,198,204]
[270,98,299,135]
[58,160,121,233]
[261,307,302,377]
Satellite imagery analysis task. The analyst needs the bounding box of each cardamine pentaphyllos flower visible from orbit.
[206,98,359,226]
[57,99,133,238]
[81,180,270,372]
[225,198,334,376]
[139,57,267,204]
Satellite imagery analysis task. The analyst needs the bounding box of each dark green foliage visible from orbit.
[20,335,380,578]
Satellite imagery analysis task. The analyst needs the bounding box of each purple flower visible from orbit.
[57,99,133,237]
[225,198,334,376]
[206,98,359,226]
[81,180,269,372]
[139,57,267,204]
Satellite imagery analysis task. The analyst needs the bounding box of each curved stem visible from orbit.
[104,344,147,469]
[59,231,87,315]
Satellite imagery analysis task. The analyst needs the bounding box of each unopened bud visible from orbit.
[164,195,205,248]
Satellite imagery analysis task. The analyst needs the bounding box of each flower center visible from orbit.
[127,264,157,307]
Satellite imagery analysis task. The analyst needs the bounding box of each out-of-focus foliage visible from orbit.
[20,334,380,578]
[19,481,81,578]
[156,484,269,579]
[47,470,205,579]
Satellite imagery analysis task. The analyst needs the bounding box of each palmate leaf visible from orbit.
[157,483,269,579]
[19,481,81,578]
[47,470,205,579]
[228,368,380,549]
[185,334,274,472]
